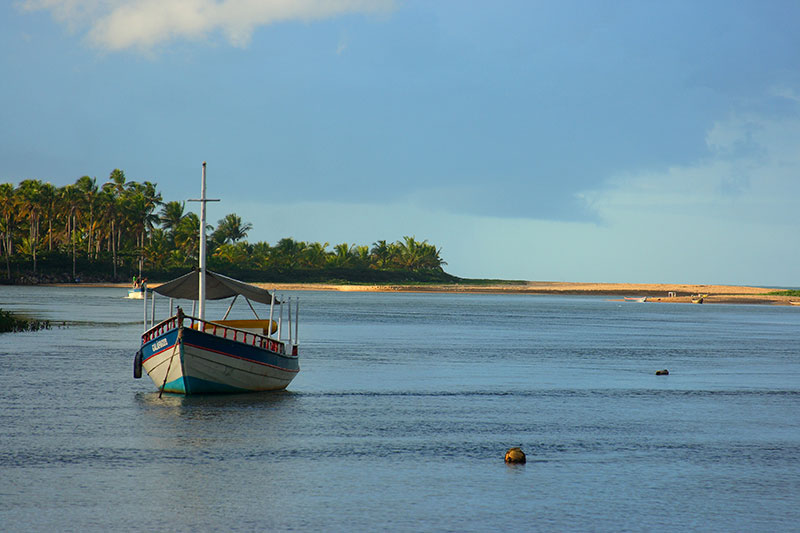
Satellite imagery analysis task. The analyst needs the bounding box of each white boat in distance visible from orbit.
[624,296,647,303]
[133,163,299,394]
[126,286,151,299]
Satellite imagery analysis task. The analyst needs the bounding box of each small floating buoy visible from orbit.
[504,447,526,464]
[655,369,669,375]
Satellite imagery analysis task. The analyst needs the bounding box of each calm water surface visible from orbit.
[1,286,799,531]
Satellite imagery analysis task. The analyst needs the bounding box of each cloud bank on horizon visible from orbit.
[21,0,393,51]
[584,109,800,225]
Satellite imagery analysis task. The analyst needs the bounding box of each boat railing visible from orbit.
[142,314,292,355]
[142,316,181,343]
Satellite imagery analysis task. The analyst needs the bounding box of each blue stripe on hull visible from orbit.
[161,376,187,394]
[184,376,249,394]
[181,327,299,372]
[142,329,180,364]
[141,330,186,393]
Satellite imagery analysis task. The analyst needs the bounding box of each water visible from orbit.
[1,286,799,531]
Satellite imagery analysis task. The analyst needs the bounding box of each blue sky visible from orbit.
[2,0,799,285]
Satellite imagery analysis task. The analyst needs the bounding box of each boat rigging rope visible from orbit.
[159,329,182,399]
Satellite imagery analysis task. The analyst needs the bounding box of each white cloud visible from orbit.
[336,33,348,55]
[571,110,800,284]
[581,112,800,225]
[20,0,393,51]
[770,85,800,103]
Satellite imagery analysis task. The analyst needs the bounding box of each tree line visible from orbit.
[0,169,449,282]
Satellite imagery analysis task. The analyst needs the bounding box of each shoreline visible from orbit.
[42,280,798,305]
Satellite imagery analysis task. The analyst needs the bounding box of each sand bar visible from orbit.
[255,281,796,305]
[54,280,797,305]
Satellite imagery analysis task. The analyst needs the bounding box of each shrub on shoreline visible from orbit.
[767,290,800,297]
[0,309,51,333]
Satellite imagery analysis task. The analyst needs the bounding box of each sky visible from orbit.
[2,0,799,286]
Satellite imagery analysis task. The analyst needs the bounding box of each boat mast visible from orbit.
[199,162,208,320]
[189,161,219,321]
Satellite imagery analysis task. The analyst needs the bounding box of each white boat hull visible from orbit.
[127,288,151,299]
[139,321,299,394]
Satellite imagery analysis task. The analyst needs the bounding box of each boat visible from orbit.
[126,286,151,299]
[126,275,152,299]
[790,301,800,306]
[691,294,706,304]
[133,162,300,394]
[624,296,647,303]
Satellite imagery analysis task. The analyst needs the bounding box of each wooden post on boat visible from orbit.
[278,295,283,341]
[268,290,276,339]
[143,285,148,333]
[150,286,156,329]
[294,297,299,346]
[287,297,293,346]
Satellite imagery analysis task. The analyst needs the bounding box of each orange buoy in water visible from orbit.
[504,447,526,464]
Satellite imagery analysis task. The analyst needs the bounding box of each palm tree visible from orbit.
[59,184,82,279]
[271,238,305,270]
[143,228,171,269]
[251,241,272,269]
[352,245,370,268]
[75,176,99,258]
[212,242,253,266]
[394,236,446,271]
[107,169,127,195]
[15,179,45,272]
[174,213,201,264]
[159,201,186,242]
[330,243,354,268]
[0,183,15,278]
[123,181,162,275]
[38,183,57,252]
[370,240,391,269]
[302,241,329,269]
[213,213,253,244]
[418,241,446,270]
[97,187,122,277]
[104,169,130,260]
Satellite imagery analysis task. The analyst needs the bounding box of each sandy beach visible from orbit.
[63,280,797,305]
[254,281,796,305]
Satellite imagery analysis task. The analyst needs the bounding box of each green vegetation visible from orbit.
[767,290,800,297]
[0,308,50,332]
[454,278,528,286]
[0,170,452,284]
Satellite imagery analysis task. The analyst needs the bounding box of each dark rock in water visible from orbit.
[504,447,526,464]
[656,369,670,375]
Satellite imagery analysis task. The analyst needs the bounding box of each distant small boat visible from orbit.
[691,294,706,304]
[126,286,151,299]
[789,301,800,306]
[624,296,647,303]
